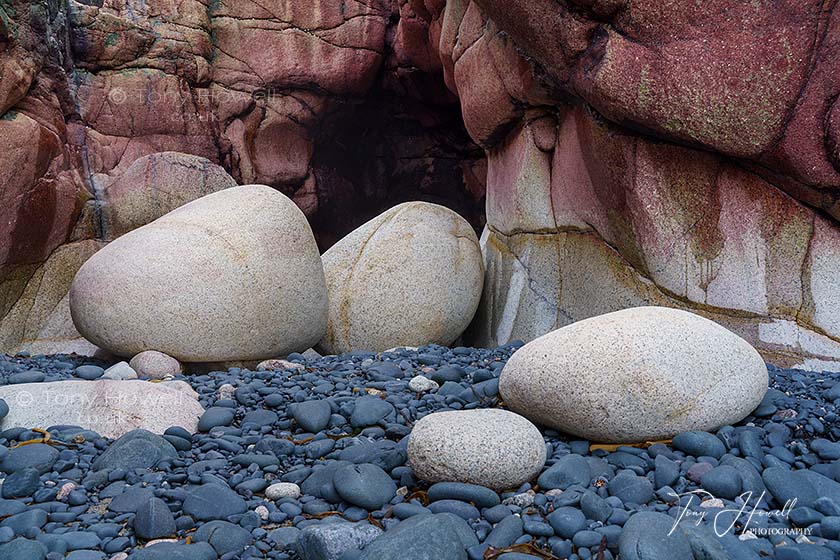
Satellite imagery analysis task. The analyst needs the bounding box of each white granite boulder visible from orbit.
[0,380,205,438]
[320,202,483,354]
[69,185,328,362]
[499,306,769,443]
[407,409,546,491]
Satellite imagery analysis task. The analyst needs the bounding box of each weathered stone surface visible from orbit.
[468,106,840,369]
[0,380,205,438]
[4,0,840,369]
[0,0,483,357]
[499,307,769,443]
[407,408,545,491]
[101,152,237,239]
[129,351,183,380]
[320,202,483,354]
[70,185,328,362]
[0,240,104,356]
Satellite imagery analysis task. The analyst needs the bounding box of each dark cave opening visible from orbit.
[308,73,487,251]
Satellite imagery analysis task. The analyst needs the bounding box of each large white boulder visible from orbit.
[499,306,769,443]
[69,185,328,362]
[0,380,205,438]
[407,409,546,491]
[319,202,483,354]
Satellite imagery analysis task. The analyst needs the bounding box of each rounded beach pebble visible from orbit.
[407,409,546,491]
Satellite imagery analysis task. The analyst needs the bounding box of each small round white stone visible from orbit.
[407,408,546,491]
[130,350,182,380]
[217,383,236,400]
[265,482,301,501]
[254,505,270,520]
[408,376,439,393]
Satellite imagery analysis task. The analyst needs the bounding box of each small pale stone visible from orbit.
[145,539,179,547]
[302,348,322,360]
[408,376,439,393]
[218,384,236,400]
[57,482,77,500]
[265,482,301,501]
[102,362,138,380]
[257,359,304,372]
[255,505,270,520]
[503,491,536,508]
[700,499,725,508]
[407,408,546,491]
[129,350,182,379]
[109,554,129,560]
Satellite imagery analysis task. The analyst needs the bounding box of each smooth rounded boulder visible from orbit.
[319,202,483,354]
[69,185,328,362]
[499,306,768,443]
[407,409,545,491]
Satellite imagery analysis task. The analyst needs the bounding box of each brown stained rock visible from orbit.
[471,105,840,369]
[0,240,104,356]
[471,0,840,211]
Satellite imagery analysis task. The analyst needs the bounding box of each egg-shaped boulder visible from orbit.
[319,202,483,354]
[407,409,546,491]
[499,306,768,443]
[69,185,328,362]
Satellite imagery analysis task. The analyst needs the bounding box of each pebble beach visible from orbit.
[0,346,836,560]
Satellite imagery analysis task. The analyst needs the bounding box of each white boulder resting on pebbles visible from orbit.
[0,380,205,438]
[499,306,769,443]
[407,409,545,491]
[69,185,328,363]
[319,202,484,354]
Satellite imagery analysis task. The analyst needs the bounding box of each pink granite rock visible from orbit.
[3,0,840,369]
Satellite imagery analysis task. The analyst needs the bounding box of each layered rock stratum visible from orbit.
[2,0,840,368]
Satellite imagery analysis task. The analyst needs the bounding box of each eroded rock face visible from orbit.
[423,0,840,369]
[0,0,484,354]
[3,0,840,366]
